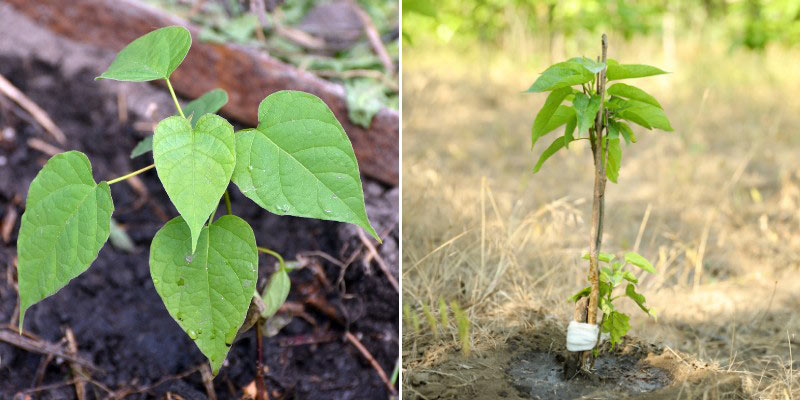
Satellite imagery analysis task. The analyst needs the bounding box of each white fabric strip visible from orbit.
[566,321,600,352]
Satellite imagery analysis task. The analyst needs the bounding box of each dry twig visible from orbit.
[345,331,395,394]
[27,137,64,156]
[65,327,87,400]
[0,328,101,372]
[0,73,66,144]
[347,0,394,74]
[358,229,398,292]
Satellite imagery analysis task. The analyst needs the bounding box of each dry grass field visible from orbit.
[401,33,800,399]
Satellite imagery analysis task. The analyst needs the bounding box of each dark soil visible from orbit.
[508,351,671,399]
[405,311,747,400]
[0,55,398,399]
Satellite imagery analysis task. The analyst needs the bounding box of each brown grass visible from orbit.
[402,31,800,399]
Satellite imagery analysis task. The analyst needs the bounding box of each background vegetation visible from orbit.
[402,0,800,398]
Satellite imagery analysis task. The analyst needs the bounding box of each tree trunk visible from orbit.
[565,34,608,377]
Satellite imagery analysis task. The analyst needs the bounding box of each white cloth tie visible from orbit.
[566,321,600,352]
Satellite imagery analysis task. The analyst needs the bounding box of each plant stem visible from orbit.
[223,190,232,215]
[582,33,609,369]
[257,247,286,270]
[255,321,268,400]
[107,164,155,185]
[165,78,185,118]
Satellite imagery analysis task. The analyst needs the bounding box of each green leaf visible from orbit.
[602,311,630,347]
[625,284,655,318]
[97,26,192,81]
[153,114,236,253]
[618,100,673,131]
[568,56,606,73]
[605,138,622,183]
[574,94,602,136]
[149,215,258,375]
[231,90,378,240]
[606,60,667,81]
[611,120,636,144]
[622,270,638,283]
[531,87,572,147]
[569,286,591,302]
[607,83,662,108]
[527,61,594,93]
[183,89,229,128]
[599,296,615,315]
[582,252,615,263]
[532,106,576,150]
[261,268,290,319]
[533,135,572,173]
[130,89,230,159]
[17,151,114,328]
[130,136,153,159]
[625,252,656,273]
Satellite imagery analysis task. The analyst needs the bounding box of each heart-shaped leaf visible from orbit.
[232,90,378,240]
[17,151,114,328]
[153,114,236,253]
[150,215,258,375]
[97,26,192,82]
[130,89,230,159]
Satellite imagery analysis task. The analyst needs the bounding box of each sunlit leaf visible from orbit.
[150,215,258,375]
[183,89,229,128]
[625,283,655,318]
[607,83,662,108]
[153,114,236,253]
[606,138,622,183]
[532,87,573,147]
[618,100,673,131]
[533,135,572,173]
[17,151,114,328]
[574,93,602,135]
[602,311,630,347]
[97,26,191,81]
[568,56,606,73]
[527,61,594,92]
[606,59,667,81]
[231,91,378,240]
[625,251,656,273]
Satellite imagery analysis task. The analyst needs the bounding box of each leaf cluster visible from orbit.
[571,251,657,348]
[528,57,672,182]
[17,26,378,375]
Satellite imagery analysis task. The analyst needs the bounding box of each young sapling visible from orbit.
[527,34,670,375]
[15,26,379,377]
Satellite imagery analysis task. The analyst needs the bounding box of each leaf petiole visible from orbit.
[107,164,155,185]
[165,78,185,118]
[223,190,232,215]
[258,247,286,271]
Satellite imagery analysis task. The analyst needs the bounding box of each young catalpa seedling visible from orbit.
[527,34,669,374]
[16,26,379,376]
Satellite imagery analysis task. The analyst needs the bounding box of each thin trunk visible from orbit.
[582,32,609,369]
[256,322,269,400]
[566,34,609,376]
